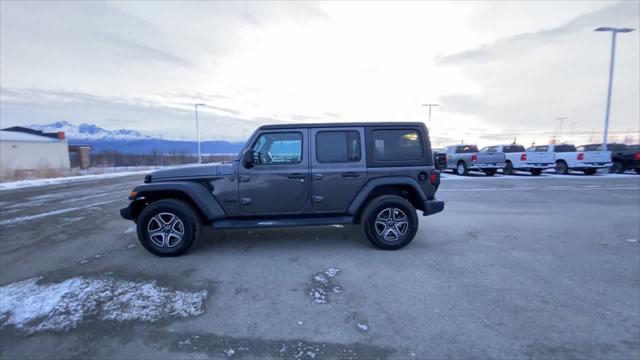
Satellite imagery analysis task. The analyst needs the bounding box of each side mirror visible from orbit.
[242,149,254,168]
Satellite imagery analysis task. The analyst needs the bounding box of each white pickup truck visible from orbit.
[528,144,612,175]
[481,144,555,176]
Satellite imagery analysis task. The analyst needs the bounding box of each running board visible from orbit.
[212,216,356,230]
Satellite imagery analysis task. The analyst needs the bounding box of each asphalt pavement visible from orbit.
[1,171,639,359]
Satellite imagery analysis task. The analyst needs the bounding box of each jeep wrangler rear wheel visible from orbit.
[136,199,201,257]
[361,195,418,250]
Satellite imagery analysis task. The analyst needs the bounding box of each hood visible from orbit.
[148,162,235,182]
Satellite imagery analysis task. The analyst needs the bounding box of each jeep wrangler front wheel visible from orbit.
[361,195,418,250]
[136,199,201,257]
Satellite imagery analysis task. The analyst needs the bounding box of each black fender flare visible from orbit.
[347,176,428,216]
[133,181,226,221]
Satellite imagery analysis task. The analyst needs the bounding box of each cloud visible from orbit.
[99,34,191,67]
[438,94,487,115]
[435,1,639,65]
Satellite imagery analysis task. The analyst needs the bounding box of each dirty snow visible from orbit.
[307,267,342,304]
[356,323,369,332]
[0,276,207,333]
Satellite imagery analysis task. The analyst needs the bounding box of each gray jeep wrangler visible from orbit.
[121,122,444,256]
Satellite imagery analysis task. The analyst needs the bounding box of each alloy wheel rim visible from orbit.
[374,207,409,241]
[457,164,464,175]
[147,212,185,248]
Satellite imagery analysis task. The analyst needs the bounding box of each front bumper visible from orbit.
[120,203,134,220]
[423,200,444,216]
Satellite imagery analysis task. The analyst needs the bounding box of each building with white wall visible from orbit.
[0,129,70,178]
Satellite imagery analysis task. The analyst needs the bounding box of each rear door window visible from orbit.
[316,131,361,163]
[371,129,423,161]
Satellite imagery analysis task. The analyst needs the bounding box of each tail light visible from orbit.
[429,172,439,185]
[471,154,478,162]
[577,153,584,161]
[634,152,640,161]
[520,153,527,161]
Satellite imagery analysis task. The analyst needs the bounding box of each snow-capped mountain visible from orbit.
[30,121,152,141]
[25,121,245,154]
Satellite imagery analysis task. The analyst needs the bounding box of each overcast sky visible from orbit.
[1,0,638,146]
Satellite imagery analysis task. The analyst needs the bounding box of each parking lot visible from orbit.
[1,172,639,359]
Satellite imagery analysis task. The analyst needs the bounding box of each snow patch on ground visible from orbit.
[0,276,207,333]
[307,267,342,304]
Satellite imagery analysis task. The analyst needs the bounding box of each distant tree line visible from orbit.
[90,150,235,167]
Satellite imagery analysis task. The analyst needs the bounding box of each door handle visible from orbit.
[288,173,306,179]
[341,172,360,178]
[313,174,323,180]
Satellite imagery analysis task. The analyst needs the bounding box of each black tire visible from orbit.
[503,161,514,175]
[610,161,624,174]
[136,199,201,257]
[456,161,468,176]
[361,195,418,250]
[483,169,497,176]
[583,168,597,175]
[530,168,542,176]
[555,160,569,175]
[635,169,640,175]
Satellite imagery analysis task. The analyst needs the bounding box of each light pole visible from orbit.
[594,27,635,151]
[555,117,567,142]
[421,103,439,123]
[194,103,206,164]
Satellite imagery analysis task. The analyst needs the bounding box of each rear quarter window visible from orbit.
[371,129,423,161]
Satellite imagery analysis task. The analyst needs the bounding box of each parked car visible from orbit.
[529,144,611,175]
[443,144,506,176]
[121,122,445,256]
[576,143,640,174]
[432,148,447,170]
[483,144,555,176]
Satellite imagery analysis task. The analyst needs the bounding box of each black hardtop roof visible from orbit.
[259,122,426,130]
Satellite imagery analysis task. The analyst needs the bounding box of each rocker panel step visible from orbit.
[212,216,356,230]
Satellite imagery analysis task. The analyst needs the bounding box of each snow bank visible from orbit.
[0,276,207,333]
[0,171,150,191]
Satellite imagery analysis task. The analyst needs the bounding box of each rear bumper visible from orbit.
[575,162,612,169]
[521,163,555,169]
[470,163,506,170]
[423,200,444,216]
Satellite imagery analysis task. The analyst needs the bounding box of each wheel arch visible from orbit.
[130,181,226,222]
[347,177,427,219]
